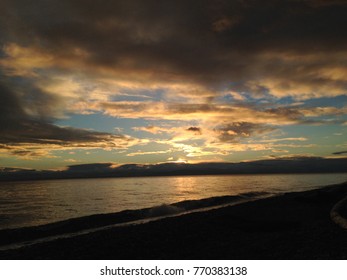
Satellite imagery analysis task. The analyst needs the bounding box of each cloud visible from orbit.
[332,151,347,155]
[133,126,172,134]
[260,137,308,143]
[126,150,172,157]
[96,100,342,125]
[0,81,139,158]
[1,0,347,100]
[1,0,347,163]
[214,122,275,143]
[134,125,203,136]
[186,127,202,135]
[300,106,347,117]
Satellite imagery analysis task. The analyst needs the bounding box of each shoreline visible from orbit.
[0,191,271,248]
[0,182,347,259]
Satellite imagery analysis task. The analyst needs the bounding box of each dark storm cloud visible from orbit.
[1,0,347,93]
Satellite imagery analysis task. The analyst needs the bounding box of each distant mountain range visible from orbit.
[1,156,347,181]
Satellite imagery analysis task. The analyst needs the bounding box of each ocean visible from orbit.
[0,173,346,231]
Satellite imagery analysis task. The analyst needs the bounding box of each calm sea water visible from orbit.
[0,173,346,230]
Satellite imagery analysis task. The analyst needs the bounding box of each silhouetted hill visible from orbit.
[1,157,346,181]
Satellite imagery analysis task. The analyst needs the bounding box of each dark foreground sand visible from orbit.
[1,182,347,260]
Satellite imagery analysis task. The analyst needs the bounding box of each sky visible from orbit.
[0,0,347,170]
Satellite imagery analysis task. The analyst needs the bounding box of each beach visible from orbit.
[0,181,347,260]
